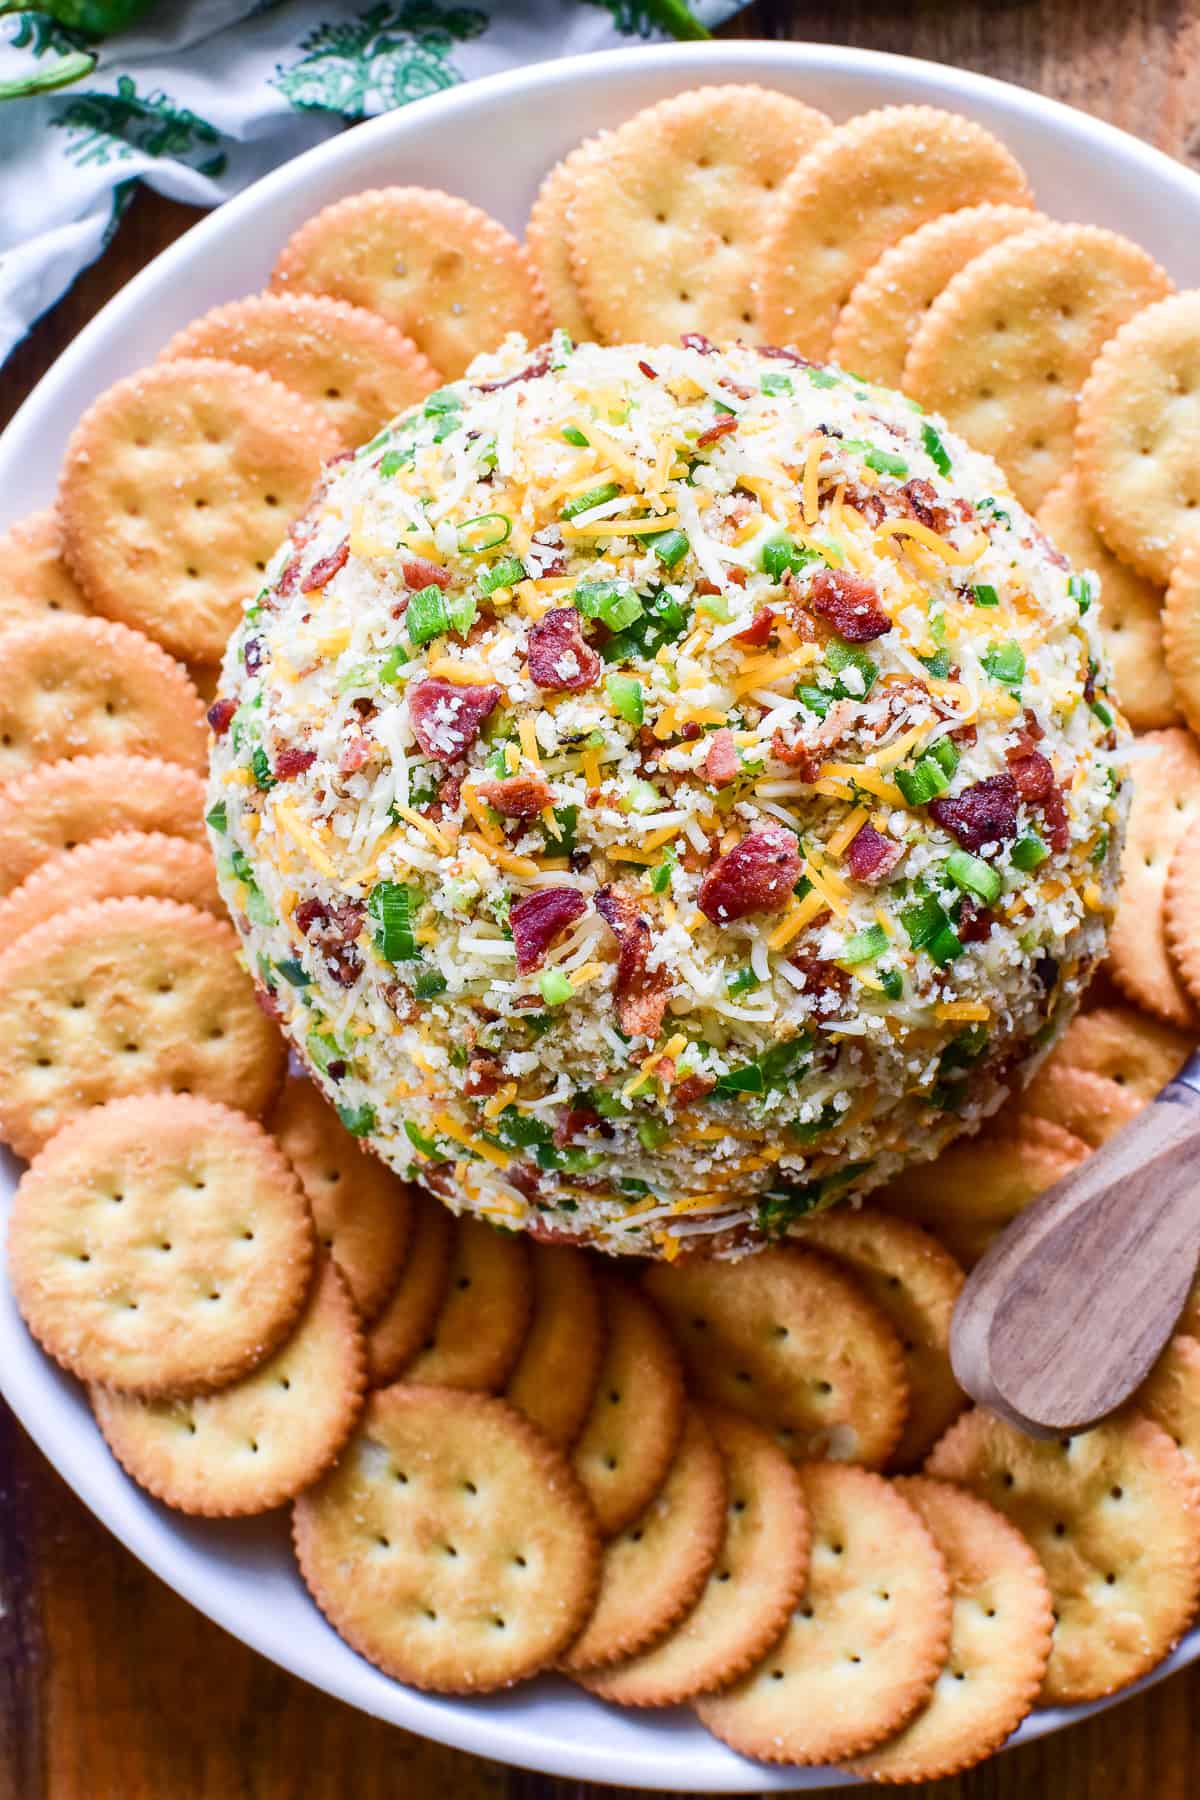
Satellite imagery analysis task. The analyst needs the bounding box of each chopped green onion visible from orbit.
[971,584,1000,608]
[647,527,690,569]
[1011,833,1049,872]
[562,425,590,447]
[275,958,310,988]
[404,1119,448,1159]
[982,640,1026,686]
[795,683,832,717]
[977,496,1012,526]
[637,1118,671,1150]
[865,448,908,477]
[650,848,677,894]
[902,896,963,965]
[946,849,1002,904]
[761,1036,810,1088]
[1069,572,1096,614]
[929,608,948,647]
[479,556,526,594]
[543,805,578,857]
[1091,698,1115,728]
[406,584,450,645]
[807,369,840,390]
[381,644,410,684]
[929,736,960,778]
[424,387,461,416]
[1090,830,1110,866]
[879,968,904,999]
[250,746,275,791]
[561,481,622,521]
[606,673,644,726]
[550,329,574,368]
[725,966,761,997]
[458,513,511,553]
[306,1029,343,1077]
[761,372,793,396]
[842,924,888,965]
[336,1101,376,1137]
[337,661,377,695]
[575,579,644,632]
[446,591,478,637]
[927,923,966,966]
[761,535,815,580]
[539,970,574,1006]
[413,968,448,1000]
[368,881,420,962]
[715,1062,765,1096]
[378,448,413,478]
[205,800,227,834]
[825,639,879,697]
[696,591,733,622]
[919,650,952,679]
[894,756,952,806]
[921,421,952,475]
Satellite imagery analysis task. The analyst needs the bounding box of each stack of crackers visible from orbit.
[3,78,1200,1782]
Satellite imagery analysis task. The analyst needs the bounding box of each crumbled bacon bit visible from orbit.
[736,607,775,646]
[1006,742,1070,851]
[476,773,553,818]
[595,885,673,1039]
[681,333,717,354]
[337,727,374,776]
[807,569,892,643]
[696,414,739,449]
[206,696,236,737]
[510,887,586,974]
[638,360,659,380]
[704,728,739,787]
[554,1105,605,1147]
[527,608,601,692]
[401,555,451,591]
[254,984,285,1022]
[698,826,802,923]
[898,479,955,537]
[673,1073,716,1106]
[464,1053,504,1098]
[475,351,552,391]
[791,955,850,1003]
[273,745,316,781]
[845,824,903,885]
[302,537,350,593]
[956,898,995,944]
[409,678,501,763]
[949,722,978,749]
[930,773,1020,853]
[243,636,263,674]
[772,698,857,779]
[295,896,365,988]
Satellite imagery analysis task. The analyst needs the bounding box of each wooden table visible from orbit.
[4,3,1200,1793]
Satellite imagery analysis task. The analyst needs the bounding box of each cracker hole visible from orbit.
[734,1370,752,1385]
[208,1290,222,1302]
[194,498,208,510]
[378,1536,391,1549]
[1002,1472,1015,1488]
[1053,1521,1067,1537]
[70,997,85,1009]
[493,1617,506,1630]
[678,293,690,304]
[444,1544,458,1557]
[691,1317,708,1331]
[185,566,200,580]
[716,1570,731,1582]
[264,494,279,507]
[1110,1484,1124,1500]
[630,1529,645,1543]
[513,1554,527,1568]
[732,1499,746,1514]
[848,1654,862,1664]
[770,1669,784,1681]
[279,1377,291,1391]
[815,1379,833,1395]
[78,1253,91,1264]
[249,1440,260,1454]
[462,1479,477,1495]
[160,1241,172,1253]
[830,1542,844,1556]
[122,1042,140,1055]
[773,1325,789,1341]
[396,1470,409,1484]
[604,1454,618,1471]
[1105,1572,1117,1585]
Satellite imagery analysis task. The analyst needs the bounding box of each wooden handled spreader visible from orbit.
[949,1050,1200,1436]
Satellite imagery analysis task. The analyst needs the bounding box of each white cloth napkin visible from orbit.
[0,0,734,365]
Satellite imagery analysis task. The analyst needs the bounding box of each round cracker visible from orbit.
[0,896,285,1159]
[271,187,549,381]
[1110,727,1200,1027]
[403,1214,531,1391]
[0,753,206,897]
[0,617,206,779]
[1017,1061,1145,1148]
[59,359,342,666]
[927,1406,1200,1703]
[1076,290,1200,586]
[0,508,90,631]
[1137,1333,1200,1467]
[695,1462,952,1765]
[525,142,605,343]
[572,1279,685,1537]
[504,1241,604,1447]
[269,1075,412,1323]
[366,1189,456,1386]
[563,1408,727,1674]
[788,1209,966,1468]
[1048,1003,1191,1104]
[1038,471,1179,731]
[9,1093,313,1395]
[848,1476,1054,1783]
[832,203,1045,388]
[644,1243,909,1469]
[879,1114,1091,1268]
[0,831,221,946]
[581,1407,810,1708]
[91,1257,365,1514]
[1162,533,1200,736]
[758,106,1032,359]
[160,293,440,453]
[1166,824,1200,1014]
[568,86,832,345]
[292,1383,600,1692]
[903,224,1172,511]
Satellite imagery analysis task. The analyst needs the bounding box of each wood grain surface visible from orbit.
[4,2,1200,1794]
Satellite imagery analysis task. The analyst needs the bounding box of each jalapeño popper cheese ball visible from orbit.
[206,336,1126,1260]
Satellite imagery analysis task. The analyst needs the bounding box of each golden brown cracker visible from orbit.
[366,1188,455,1386]
[1018,1061,1144,1148]
[0,830,221,947]
[0,753,206,896]
[568,86,832,345]
[903,224,1172,510]
[293,1383,600,1691]
[1038,471,1179,731]
[1137,1334,1200,1467]
[271,187,549,381]
[562,1408,726,1674]
[879,1114,1091,1268]
[9,1093,313,1394]
[403,1215,532,1391]
[581,1407,810,1708]
[695,1462,952,1765]
[832,203,1044,387]
[59,358,341,666]
[1166,824,1200,1014]
[0,617,206,778]
[0,508,90,630]
[1049,1003,1191,1103]
[572,1280,685,1537]
[269,1075,412,1323]
[927,1406,1200,1703]
[848,1476,1054,1783]
[160,293,440,453]
[1110,727,1200,1027]
[645,1244,909,1469]
[525,143,604,343]
[788,1209,966,1469]
[1163,533,1200,739]
[1076,290,1200,586]
[92,1257,365,1514]
[758,106,1032,359]
[504,1241,604,1447]
[0,896,285,1159]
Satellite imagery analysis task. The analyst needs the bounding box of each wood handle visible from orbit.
[949,1057,1200,1436]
